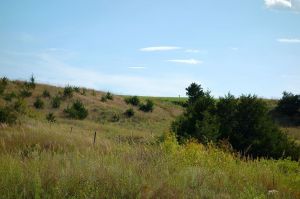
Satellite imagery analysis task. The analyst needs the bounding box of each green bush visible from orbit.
[276,91,300,116]
[63,85,74,98]
[42,89,51,98]
[124,108,135,117]
[51,96,61,108]
[100,95,107,102]
[139,99,154,112]
[3,92,17,102]
[19,88,32,98]
[14,98,27,114]
[106,92,113,100]
[46,112,56,123]
[73,86,80,93]
[34,97,44,109]
[0,106,18,125]
[81,88,87,96]
[111,113,120,122]
[0,77,8,95]
[125,96,140,106]
[172,83,300,160]
[64,100,88,120]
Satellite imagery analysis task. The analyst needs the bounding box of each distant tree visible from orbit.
[124,108,135,117]
[0,77,8,95]
[42,89,51,98]
[276,91,300,116]
[34,97,44,109]
[106,92,113,100]
[186,82,205,104]
[139,99,154,112]
[0,106,18,125]
[51,96,61,108]
[64,100,88,119]
[125,96,140,106]
[172,83,300,160]
[63,85,74,98]
[46,112,56,124]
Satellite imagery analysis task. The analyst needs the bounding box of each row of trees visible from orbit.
[172,83,300,160]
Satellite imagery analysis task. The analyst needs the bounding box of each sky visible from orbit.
[0,0,299,98]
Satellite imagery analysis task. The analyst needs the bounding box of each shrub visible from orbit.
[34,97,44,109]
[73,86,80,93]
[124,108,135,117]
[64,100,88,120]
[51,96,61,108]
[172,83,300,160]
[139,99,154,112]
[100,96,107,102]
[111,113,120,122]
[125,96,140,106]
[92,90,96,96]
[46,112,56,123]
[106,92,113,100]
[19,88,32,98]
[42,89,51,98]
[4,92,17,102]
[14,98,27,114]
[0,77,8,95]
[0,106,18,125]
[63,85,74,98]
[276,91,300,116]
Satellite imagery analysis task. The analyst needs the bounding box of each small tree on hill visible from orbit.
[125,96,140,106]
[34,97,44,109]
[139,99,154,112]
[64,100,88,120]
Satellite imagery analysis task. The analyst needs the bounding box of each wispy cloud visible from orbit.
[140,46,181,52]
[128,66,146,69]
[229,47,239,51]
[185,49,200,53]
[277,38,300,43]
[265,0,292,8]
[167,59,203,65]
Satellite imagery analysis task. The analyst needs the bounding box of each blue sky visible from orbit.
[0,0,299,97]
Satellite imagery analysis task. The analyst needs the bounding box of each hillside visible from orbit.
[0,79,300,198]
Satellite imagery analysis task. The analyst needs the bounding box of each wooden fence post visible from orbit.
[93,131,97,145]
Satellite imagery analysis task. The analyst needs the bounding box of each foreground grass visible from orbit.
[0,118,299,199]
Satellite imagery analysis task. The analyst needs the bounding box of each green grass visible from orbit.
[0,80,299,198]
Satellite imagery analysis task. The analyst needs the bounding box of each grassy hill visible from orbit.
[0,79,300,198]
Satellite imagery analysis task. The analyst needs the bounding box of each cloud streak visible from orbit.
[265,0,292,8]
[277,38,300,43]
[140,46,181,52]
[167,59,203,65]
[128,66,146,69]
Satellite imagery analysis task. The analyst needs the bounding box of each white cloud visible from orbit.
[128,66,146,69]
[185,49,200,53]
[140,46,181,52]
[265,0,292,8]
[167,59,203,65]
[277,38,300,43]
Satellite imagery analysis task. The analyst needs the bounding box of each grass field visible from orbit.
[0,80,300,198]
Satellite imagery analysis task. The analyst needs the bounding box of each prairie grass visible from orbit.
[0,81,299,198]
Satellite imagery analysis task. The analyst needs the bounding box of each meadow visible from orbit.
[0,80,299,198]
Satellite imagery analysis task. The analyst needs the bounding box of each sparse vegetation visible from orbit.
[106,92,113,100]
